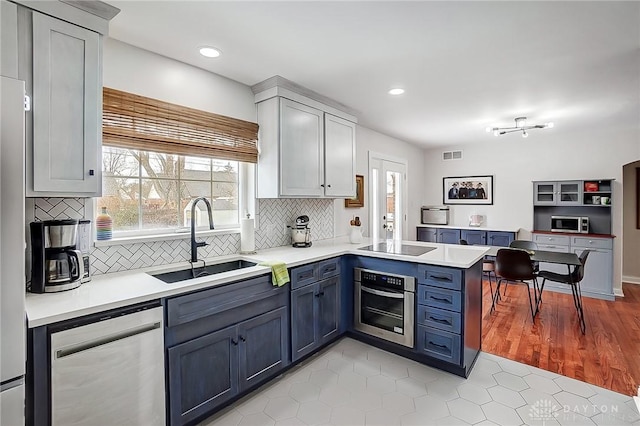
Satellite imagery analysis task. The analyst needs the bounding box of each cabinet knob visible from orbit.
[89,169,95,176]
[327,184,331,188]
[320,184,325,188]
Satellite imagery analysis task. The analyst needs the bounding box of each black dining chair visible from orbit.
[537,250,590,334]
[460,239,499,308]
[494,248,539,321]
[502,240,539,295]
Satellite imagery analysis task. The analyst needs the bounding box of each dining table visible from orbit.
[483,246,585,333]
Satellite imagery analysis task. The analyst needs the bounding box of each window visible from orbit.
[98,147,239,235]
[99,87,259,237]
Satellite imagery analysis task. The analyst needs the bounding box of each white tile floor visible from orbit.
[201,338,640,426]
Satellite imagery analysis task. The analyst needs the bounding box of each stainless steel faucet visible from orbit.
[190,197,215,263]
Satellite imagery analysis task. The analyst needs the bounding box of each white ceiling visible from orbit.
[107,1,640,148]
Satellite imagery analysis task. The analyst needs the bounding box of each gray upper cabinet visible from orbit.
[29,12,101,196]
[253,77,357,199]
[533,181,582,206]
[324,113,356,197]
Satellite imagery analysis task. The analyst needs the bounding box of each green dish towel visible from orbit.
[259,261,290,287]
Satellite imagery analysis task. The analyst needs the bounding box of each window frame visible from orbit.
[97,146,247,240]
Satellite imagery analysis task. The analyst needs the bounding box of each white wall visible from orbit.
[103,38,256,122]
[623,161,640,284]
[423,126,640,295]
[334,126,426,239]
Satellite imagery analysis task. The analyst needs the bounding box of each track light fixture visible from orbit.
[485,117,554,138]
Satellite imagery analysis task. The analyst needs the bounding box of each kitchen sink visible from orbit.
[151,260,257,283]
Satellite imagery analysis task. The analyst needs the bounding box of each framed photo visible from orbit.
[443,175,494,205]
[345,175,364,208]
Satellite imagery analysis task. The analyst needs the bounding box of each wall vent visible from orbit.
[442,150,463,160]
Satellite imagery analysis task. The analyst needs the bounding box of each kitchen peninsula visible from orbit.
[25,238,487,426]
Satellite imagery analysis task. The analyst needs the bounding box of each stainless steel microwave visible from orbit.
[551,216,589,233]
[421,206,449,225]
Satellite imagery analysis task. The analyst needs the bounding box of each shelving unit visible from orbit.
[582,180,612,207]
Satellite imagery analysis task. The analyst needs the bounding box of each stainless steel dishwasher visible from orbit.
[50,301,165,426]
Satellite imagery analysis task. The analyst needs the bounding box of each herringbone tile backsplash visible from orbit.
[31,197,334,275]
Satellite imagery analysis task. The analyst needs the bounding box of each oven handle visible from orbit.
[361,285,405,299]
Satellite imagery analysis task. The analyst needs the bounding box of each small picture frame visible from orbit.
[443,175,494,205]
[345,175,364,208]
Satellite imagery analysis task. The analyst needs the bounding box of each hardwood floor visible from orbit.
[481,279,640,396]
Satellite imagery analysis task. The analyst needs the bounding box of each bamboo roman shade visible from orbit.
[102,87,259,163]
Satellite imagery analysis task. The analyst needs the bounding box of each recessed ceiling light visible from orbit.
[388,88,405,95]
[199,46,221,58]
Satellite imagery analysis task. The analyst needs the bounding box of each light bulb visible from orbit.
[545,122,554,128]
[493,130,500,136]
[485,127,492,133]
[522,130,529,138]
[388,88,405,95]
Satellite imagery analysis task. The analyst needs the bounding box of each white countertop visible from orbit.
[417,224,521,233]
[25,238,488,327]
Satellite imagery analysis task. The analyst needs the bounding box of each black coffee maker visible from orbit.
[30,219,84,293]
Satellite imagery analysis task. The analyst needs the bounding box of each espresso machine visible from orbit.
[30,219,84,293]
[290,215,312,248]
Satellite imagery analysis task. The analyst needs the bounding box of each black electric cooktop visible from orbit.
[358,242,436,256]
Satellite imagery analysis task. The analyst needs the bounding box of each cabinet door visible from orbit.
[279,98,324,197]
[487,231,514,247]
[318,277,340,344]
[417,227,437,242]
[238,307,289,392]
[31,12,101,195]
[167,325,238,426]
[324,113,356,197]
[533,181,557,205]
[557,181,582,205]
[438,229,461,244]
[291,284,318,361]
[461,230,486,245]
[573,247,613,298]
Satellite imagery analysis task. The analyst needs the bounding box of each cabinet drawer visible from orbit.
[417,265,461,290]
[318,258,340,280]
[291,264,318,289]
[533,234,570,246]
[417,286,461,313]
[571,237,613,250]
[166,275,274,327]
[416,325,461,365]
[417,305,461,334]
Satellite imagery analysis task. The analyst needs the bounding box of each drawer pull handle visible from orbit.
[430,296,451,304]
[430,275,452,282]
[429,341,449,351]
[299,270,313,279]
[323,266,336,273]
[429,316,451,325]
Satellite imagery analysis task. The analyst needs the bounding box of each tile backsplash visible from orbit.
[30,197,334,275]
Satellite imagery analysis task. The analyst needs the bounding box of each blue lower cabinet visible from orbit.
[438,229,461,244]
[416,325,461,365]
[238,307,289,392]
[417,227,437,242]
[291,276,341,362]
[291,284,317,360]
[167,307,289,425]
[417,285,462,312]
[487,231,515,247]
[461,229,486,245]
[168,325,238,426]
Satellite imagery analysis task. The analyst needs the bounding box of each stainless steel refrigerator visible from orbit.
[0,75,26,425]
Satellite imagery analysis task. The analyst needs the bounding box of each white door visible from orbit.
[370,156,406,241]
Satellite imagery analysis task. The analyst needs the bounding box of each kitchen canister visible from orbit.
[349,225,363,244]
[96,207,113,241]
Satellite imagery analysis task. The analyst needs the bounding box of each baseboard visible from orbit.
[622,275,640,285]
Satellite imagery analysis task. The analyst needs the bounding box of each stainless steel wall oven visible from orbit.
[354,268,415,347]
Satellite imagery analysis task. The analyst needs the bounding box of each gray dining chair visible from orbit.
[537,250,590,334]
